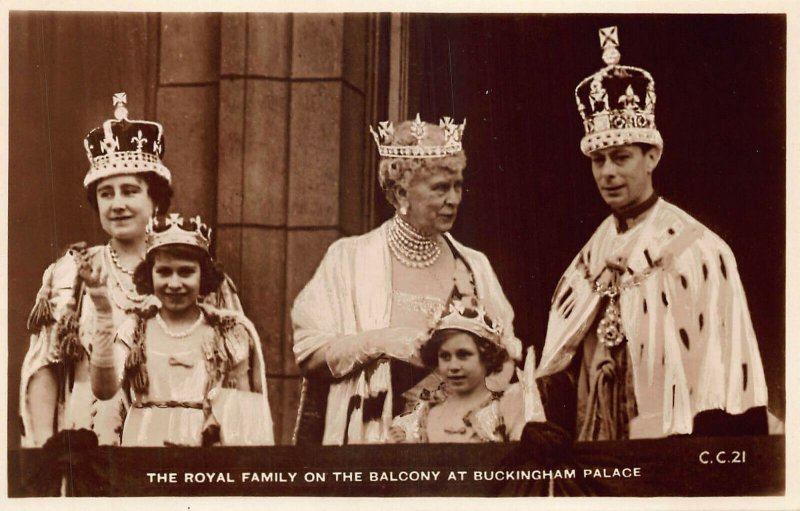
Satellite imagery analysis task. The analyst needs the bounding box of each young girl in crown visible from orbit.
[388,297,525,443]
[83,213,273,446]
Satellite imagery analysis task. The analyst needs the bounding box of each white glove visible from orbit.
[325,327,425,378]
[76,248,112,314]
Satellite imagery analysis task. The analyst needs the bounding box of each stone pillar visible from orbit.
[285,13,375,444]
[157,13,221,222]
[157,12,379,445]
[215,13,377,444]
[215,12,294,444]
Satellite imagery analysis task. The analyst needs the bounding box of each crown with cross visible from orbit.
[369,113,466,159]
[574,26,663,156]
[146,213,211,253]
[83,92,171,188]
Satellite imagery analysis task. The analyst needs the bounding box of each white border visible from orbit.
[1,1,797,510]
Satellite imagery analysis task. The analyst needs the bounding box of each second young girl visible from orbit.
[388,297,524,443]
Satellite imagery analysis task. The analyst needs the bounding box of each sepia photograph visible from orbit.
[3,5,793,506]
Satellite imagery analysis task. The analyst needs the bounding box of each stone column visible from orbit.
[214,13,378,444]
[157,13,221,223]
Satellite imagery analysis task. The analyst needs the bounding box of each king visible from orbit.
[533,26,770,440]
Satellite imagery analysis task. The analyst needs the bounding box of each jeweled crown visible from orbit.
[83,92,172,188]
[432,296,504,347]
[369,113,466,159]
[575,26,663,155]
[146,213,211,253]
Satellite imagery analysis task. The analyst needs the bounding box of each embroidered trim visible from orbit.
[392,290,445,318]
[132,400,203,409]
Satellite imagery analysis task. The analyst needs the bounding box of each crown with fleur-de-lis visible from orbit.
[83,92,172,188]
[369,113,466,159]
[431,296,504,346]
[146,213,211,253]
[574,26,663,155]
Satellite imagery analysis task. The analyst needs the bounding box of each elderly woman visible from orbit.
[20,93,239,447]
[292,115,525,445]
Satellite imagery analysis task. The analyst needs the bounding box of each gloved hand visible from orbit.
[74,248,111,314]
[325,327,426,378]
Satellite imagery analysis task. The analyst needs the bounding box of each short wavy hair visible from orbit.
[133,244,225,297]
[377,120,467,208]
[420,329,508,376]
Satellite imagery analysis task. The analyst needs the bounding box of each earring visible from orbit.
[400,205,408,216]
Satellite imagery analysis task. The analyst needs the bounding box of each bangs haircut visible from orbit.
[133,244,225,296]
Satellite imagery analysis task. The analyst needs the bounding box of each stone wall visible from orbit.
[156,12,380,444]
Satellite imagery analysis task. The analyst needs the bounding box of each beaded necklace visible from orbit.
[104,245,146,308]
[107,241,136,276]
[156,311,204,339]
[387,215,442,268]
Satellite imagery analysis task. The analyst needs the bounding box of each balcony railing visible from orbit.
[8,434,783,497]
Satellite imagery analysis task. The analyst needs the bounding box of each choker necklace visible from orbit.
[388,215,442,268]
[156,311,204,339]
[107,242,137,276]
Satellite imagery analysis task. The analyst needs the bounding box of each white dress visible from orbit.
[114,305,274,447]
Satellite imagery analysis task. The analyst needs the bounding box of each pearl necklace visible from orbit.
[156,311,204,339]
[387,215,442,268]
[107,242,136,276]
[104,246,146,304]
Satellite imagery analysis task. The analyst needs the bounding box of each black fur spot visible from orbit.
[644,249,653,267]
[668,228,675,235]
[742,364,748,391]
[362,391,388,422]
[661,292,669,307]
[679,328,690,350]
[640,344,644,359]
[672,385,676,408]
[719,254,728,280]
[643,299,648,314]
[680,274,688,289]
[627,266,634,275]
[558,286,573,308]
[699,313,704,331]
[702,263,708,281]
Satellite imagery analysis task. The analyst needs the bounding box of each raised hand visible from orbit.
[73,247,106,289]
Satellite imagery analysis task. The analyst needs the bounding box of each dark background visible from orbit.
[9,14,785,451]
[389,14,786,418]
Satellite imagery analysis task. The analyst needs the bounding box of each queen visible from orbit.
[292,115,525,445]
[19,94,175,447]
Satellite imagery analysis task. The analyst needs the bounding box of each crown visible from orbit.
[146,213,211,253]
[369,113,466,159]
[83,92,172,188]
[575,26,663,155]
[431,296,504,347]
